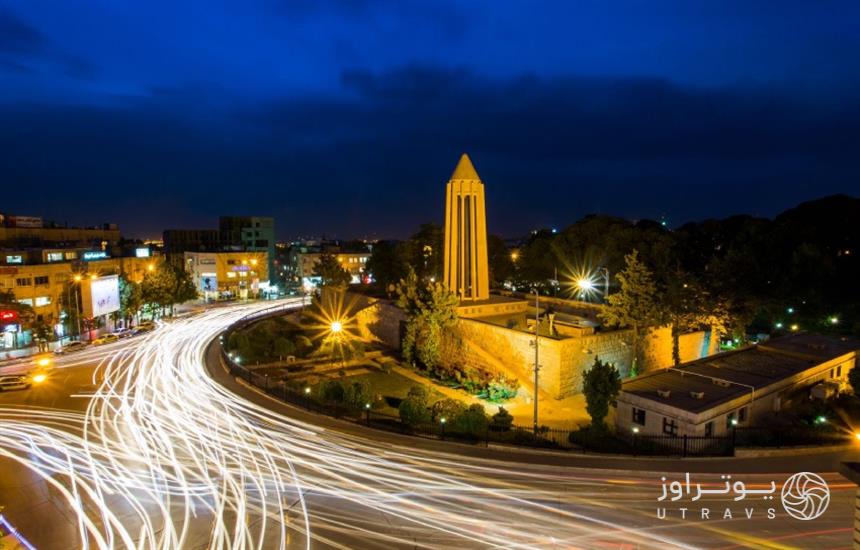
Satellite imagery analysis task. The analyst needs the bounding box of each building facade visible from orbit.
[615,333,858,438]
[183,251,268,300]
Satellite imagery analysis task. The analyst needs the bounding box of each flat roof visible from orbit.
[621,333,859,414]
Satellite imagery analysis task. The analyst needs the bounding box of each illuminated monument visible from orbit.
[443,154,490,301]
[441,154,526,320]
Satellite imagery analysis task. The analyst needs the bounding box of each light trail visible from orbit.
[0,300,733,548]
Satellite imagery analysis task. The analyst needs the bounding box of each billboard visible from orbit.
[81,275,120,318]
[200,273,218,292]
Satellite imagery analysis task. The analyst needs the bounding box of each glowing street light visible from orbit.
[330,321,343,334]
[576,278,595,292]
[790,324,799,331]
[510,251,519,262]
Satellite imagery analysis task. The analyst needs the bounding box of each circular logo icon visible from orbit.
[781,472,830,520]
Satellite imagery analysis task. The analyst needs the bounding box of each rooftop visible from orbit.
[621,333,859,414]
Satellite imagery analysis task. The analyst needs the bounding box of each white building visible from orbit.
[615,333,858,438]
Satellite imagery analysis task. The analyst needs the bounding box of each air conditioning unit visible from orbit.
[657,389,671,398]
[690,391,705,399]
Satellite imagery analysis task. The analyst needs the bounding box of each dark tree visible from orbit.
[582,357,622,430]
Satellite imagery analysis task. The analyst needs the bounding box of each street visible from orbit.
[0,300,855,549]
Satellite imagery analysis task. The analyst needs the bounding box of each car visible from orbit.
[132,322,156,335]
[112,328,134,339]
[54,341,89,355]
[0,374,31,391]
[92,334,119,346]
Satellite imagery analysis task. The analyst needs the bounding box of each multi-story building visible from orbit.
[163,216,276,285]
[286,242,371,290]
[219,216,275,285]
[0,255,158,350]
[183,251,268,300]
[0,213,120,248]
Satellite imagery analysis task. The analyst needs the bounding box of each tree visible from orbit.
[452,403,489,436]
[487,234,515,288]
[491,406,514,431]
[366,240,410,297]
[398,386,431,427]
[407,223,444,281]
[430,398,466,422]
[582,357,621,430]
[140,261,198,316]
[598,250,663,375]
[320,379,346,403]
[273,337,295,360]
[396,268,459,370]
[343,379,372,410]
[313,253,351,288]
[664,274,731,365]
[119,277,143,324]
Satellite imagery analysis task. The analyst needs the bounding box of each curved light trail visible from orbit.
[0,300,842,549]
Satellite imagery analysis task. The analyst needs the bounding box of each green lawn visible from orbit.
[313,369,446,415]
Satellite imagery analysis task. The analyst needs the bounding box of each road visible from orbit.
[0,299,855,549]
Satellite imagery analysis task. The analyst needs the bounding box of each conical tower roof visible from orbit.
[450,153,481,181]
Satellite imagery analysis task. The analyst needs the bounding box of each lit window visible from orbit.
[6,255,23,264]
[226,272,237,279]
[47,252,63,262]
[35,296,51,307]
[17,298,33,306]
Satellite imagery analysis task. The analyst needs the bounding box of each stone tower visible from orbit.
[443,153,490,301]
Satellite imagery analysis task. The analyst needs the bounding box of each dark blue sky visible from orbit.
[1,1,859,239]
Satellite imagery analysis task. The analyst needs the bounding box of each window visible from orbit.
[631,407,646,426]
[17,298,33,306]
[726,412,736,428]
[64,251,77,260]
[226,272,237,279]
[704,421,714,437]
[15,277,32,287]
[837,365,843,377]
[35,296,51,307]
[34,275,49,285]
[47,252,63,262]
[227,260,236,265]
[830,368,835,378]
[738,407,747,422]
[6,255,23,264]
[662,417,678,436]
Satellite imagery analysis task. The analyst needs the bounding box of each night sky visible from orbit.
[1,1,859,240]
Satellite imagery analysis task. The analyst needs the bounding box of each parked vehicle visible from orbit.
[92,334,119,346]
[54,341,89,355]
[112,328,134,339]
[132,322,156,335]
[0,374,30,391]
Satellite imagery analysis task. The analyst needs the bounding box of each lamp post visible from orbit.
[532,288,540,434]
[330,320,346,369]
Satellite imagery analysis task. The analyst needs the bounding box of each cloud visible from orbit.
[0,7,43,54]
[0,65,858,238]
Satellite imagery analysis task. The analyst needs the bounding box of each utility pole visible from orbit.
[533,288,540,434]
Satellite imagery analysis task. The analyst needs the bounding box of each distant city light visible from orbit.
[775,322,784,329]
[829,316,839,325]
[790,324,799,331]
[787,307,795,314]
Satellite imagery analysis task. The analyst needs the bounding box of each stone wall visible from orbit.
[351,292,717,399]
[351,296,404,349]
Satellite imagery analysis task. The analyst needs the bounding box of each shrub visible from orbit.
[484,375,519,402]
[399,386,431,427]
[343,380,372,410]
[273,337,295,359]
[582,357,621,429]
[452,404,489,436]
[320,379,345,403]
[431,398,467,423]
[490,406,514,431]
